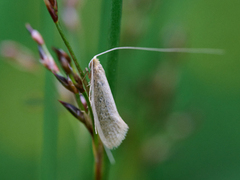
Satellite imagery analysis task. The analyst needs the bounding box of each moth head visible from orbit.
[89,57,99,69]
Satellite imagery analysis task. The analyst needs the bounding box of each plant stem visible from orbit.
[55,22,89,94]
[106,0,123,96]
[55,22,83,77]
[98,0,112,55]
[82,91,95,130]
[92,138,104,180]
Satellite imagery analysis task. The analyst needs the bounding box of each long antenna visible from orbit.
[93,46,225,59]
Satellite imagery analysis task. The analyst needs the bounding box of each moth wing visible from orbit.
[90,58,128,149]
[90,62,115,163]
[90,60,109,144]
[105,113,129,148]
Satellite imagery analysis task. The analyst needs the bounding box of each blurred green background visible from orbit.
[0,0,240,179]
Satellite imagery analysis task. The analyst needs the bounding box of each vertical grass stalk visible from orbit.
[98,0,111,55]
[106,0,123,96]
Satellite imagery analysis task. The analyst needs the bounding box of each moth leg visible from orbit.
[83,68,92,88]
[83,67,91,80]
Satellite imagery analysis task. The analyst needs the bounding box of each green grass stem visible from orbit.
[106,0,123,96]
[98,0,111,55]
[55,22,84,78]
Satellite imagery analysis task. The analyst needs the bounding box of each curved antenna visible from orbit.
[93,46,225,59]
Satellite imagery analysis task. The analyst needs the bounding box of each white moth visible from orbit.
[88,46,224,150]
[89,57,129,149]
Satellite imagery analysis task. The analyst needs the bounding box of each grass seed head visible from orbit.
[59,100,84,121]
[52,47,72,74]
[37,45,59,73]
[67,76,79,94]
[54,73,73,91]
[73,73,84,93]
[26,24,44,45]
[44,0,58,23]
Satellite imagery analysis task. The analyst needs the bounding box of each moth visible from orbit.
[88,46,224,150]
[89,57,129,149]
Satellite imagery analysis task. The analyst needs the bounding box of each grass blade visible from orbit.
[106,0,123,96]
